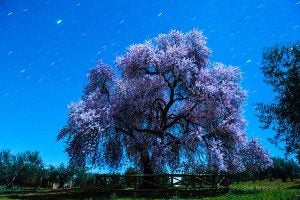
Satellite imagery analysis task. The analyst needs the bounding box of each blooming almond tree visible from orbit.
[58,30,269,174]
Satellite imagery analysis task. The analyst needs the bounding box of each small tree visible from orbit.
[17,151,44,185]
[240,139,273,182]
[257,42,300,161]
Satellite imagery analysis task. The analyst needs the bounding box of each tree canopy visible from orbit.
[58,29,271,174]
[256,42,300,161]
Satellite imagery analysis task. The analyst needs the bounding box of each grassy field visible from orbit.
[207,180,300,200]
[0,180,299,199]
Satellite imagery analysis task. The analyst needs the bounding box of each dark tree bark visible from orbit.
[141,151,153,175]
[140,150,158,189]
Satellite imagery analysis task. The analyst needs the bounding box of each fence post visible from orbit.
[200,175,202,188]
[213,174,217,189]
[163,174,165,191]
[192,175,195,191]
[134,175,137,190]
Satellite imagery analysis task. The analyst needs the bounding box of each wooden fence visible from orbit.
[93,174,229,195]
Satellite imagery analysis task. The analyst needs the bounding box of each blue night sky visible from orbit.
[0,0,300,166]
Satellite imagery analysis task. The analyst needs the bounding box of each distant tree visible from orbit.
[0,150,20,188]
[256,42,300,161]
[285,159,300,181]
[72,167,87,188]
[269,157,300,181]
[46,165,60,184]
[0,150,43,188]
[240,139,273,181]
[44,164,74,188]
[16,151,44,186]
[56,164,74,188]
[58,30,269,176]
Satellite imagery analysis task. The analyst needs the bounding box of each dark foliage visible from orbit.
[0,150,44,188]
[231,157,300,183]
[257,42,300,161]
[0,150,82,189]
[268,157,300,181]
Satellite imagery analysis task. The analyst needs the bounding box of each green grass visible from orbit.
[113,180,300,200]
[208,180,300,200]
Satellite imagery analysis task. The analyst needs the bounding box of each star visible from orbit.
[56,19,62,24]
